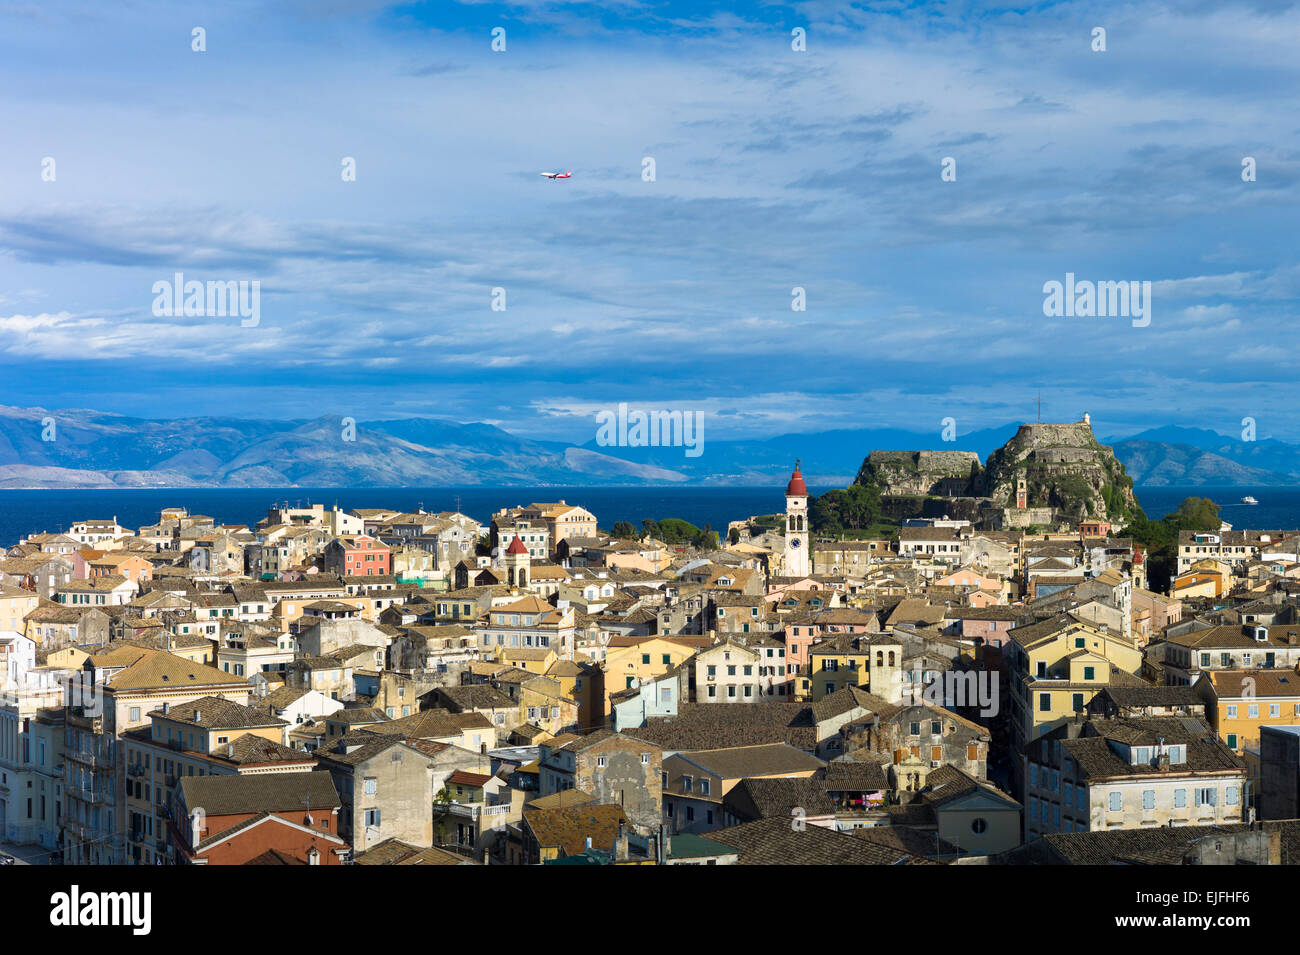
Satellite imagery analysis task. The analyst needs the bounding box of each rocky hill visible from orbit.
[983,418,1138,522]
[855,450,983,496]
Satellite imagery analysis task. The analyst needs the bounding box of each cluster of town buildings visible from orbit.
[2,466,1300,866]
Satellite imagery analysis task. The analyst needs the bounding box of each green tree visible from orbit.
[810,492,844,533]
[655,518,702,544]
[611,521,638,539]
[694,522,718,549]
[1121,497,1220,592]
[810,483,881,533]
[1166,497,1221,532]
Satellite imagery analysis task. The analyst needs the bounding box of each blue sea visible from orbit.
[1,484,1296,547]
[1135,486,1300,531]
[0,486,833,546]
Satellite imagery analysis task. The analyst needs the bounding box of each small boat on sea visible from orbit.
[1242,496,1259,505]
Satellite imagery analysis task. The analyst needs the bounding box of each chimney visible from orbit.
[193,709,200,724]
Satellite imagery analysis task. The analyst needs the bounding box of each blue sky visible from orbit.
[1,0,1298,444]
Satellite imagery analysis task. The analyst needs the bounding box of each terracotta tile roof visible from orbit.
[1035,821,1300,865]
[674,742,824,780]
[151,696,286,730]
[178,771,339,816]
[447,770,494,788]
[105,647,247,691]
[1207,669,1300,698]
[524,803,628,857]
[353,838,477,865]
[629,702,817,753]
[1055,717,1244,781]
[824,759,890,792]
[210,733,315,767]
[723,775,835,821]
[710,817,918,865]
[1092,685,1203,709]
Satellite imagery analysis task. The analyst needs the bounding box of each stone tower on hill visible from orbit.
[982,415,1137,524]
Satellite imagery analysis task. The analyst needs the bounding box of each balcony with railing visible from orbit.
[443,801,516,828]
[76,748,115,771]
[65,735,114,770]
[62,816,98,842]
[66,779,110,803]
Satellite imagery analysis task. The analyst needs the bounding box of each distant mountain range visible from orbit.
[0,404,1296,489]
[1110,426,1300,485]
[0,406,685,489]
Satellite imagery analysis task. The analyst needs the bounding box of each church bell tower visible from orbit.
[784,460,811,578]
[504,534,530,589]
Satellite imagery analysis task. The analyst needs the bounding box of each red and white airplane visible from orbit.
[539,170,572,179]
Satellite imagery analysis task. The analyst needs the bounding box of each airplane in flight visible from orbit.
[539,170,572,179]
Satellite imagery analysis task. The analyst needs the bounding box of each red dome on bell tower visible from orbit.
[786,460,808,497]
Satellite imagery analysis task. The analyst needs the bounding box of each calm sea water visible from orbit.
[1135,486,1300,531]
[2,484,1296,548]
[0,486,831,546]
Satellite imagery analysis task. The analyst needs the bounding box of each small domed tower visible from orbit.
[504,534,530,589]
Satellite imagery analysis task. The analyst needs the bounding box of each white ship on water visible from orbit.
[1241,496,1259,505]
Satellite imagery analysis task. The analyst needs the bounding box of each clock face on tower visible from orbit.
[790,538,801,548]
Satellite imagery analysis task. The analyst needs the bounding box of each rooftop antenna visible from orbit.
[1037,392,1042,424]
